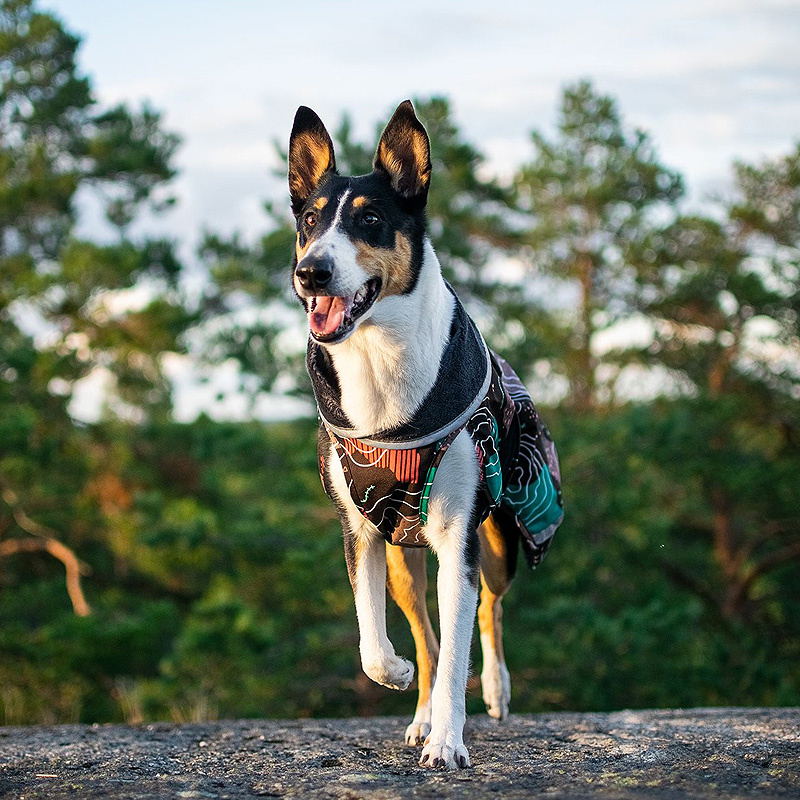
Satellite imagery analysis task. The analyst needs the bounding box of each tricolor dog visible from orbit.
[289,101,564,769]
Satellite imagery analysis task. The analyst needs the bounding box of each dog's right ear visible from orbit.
[288,106,336,214]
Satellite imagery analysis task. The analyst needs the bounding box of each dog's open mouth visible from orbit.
[307,278,382,343]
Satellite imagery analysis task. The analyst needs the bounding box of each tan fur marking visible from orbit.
[478,515,512,659]
[411,135,431,187]
[295,232,310,261]
[355,231,413,297]
[313,196,329,211]
[290,132,333,197]
[478,577,504,660]
[377,135,430,191]
[377,143,402,182]
[478,515,509,596]
[386,544,439,717]
[351,195,368,208]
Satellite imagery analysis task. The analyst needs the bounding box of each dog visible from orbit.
[288,100,564,769]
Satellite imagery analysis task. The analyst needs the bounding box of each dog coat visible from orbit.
[309,293,564,566]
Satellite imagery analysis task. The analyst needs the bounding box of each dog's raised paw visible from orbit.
[404,720,431,746]
[362,654,414,691]
[419,740,470,770]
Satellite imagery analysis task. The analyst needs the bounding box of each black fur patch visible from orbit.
[487,504,520,582]
[465,505,482,588]
[318,423,359,588]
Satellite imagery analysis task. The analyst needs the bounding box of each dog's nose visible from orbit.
[295,255,333,291]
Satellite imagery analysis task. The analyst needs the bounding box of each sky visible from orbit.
[49,0,800,420]
[56,0,800,245]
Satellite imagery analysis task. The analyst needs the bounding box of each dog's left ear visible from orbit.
[289,106,337,214]
[374,100,431,204]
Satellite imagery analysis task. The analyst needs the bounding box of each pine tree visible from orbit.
[0,0,185,416]
[625,146,800,619]
[514,80,684,410]
[0,0,185,616]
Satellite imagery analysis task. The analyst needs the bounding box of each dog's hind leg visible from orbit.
[478,512,518,720]
[386,543,439,745]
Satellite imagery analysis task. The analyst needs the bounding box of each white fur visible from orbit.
[325,426,480,768]
[418,432,479,769]
[318,235,481,770]
[481,631,511,720]
[354,531,415,691]
[405,695,432,746]
[328,239,454,435]
[326,402,482,768]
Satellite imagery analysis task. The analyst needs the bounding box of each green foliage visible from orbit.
[0,0,187,418]
[0,4,797,724]
[3,412,797,725]
[498,407,800,713]
[0,417,360,723]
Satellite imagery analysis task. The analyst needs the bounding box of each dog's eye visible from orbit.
[304,212,317,227]
[361,211,381,226]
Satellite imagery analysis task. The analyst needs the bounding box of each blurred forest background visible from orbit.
[1,0,799,725]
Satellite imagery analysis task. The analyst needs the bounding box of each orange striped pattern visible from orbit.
[341,438,421,483]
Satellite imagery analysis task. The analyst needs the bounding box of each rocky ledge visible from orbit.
[1,708,798,799]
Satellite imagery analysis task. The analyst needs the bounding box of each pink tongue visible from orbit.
[310,296,348,337]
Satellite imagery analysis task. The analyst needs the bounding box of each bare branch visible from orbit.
[739,521,800,564]
[0,537,91,617]
[0,487,92,617]
[2,487,60,538]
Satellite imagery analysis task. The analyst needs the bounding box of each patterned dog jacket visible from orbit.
[309,291,564,566]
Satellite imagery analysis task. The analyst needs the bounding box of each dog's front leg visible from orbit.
[325,439,414,691]
[349,526,415,690]
[419,433,480,769]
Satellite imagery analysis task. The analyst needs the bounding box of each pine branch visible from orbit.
[727,541,800,615]
[659,558,722,616]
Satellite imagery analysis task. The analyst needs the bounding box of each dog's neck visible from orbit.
[322,238,454,435]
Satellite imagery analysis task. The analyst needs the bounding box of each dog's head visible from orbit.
[288,101,431,344]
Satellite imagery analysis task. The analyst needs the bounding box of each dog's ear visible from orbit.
[288,106,336,214]
[374,100,431,203]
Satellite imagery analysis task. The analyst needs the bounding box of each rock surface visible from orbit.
[1,708,798,799]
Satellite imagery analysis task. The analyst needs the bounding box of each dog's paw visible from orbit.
[481,661,511,720]
[419,737,470,770]
[362,654,414,691]
[404,720,431,746]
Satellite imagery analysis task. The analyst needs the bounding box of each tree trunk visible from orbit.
[573,253,596,412]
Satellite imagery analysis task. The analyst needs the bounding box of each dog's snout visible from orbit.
[296,254,333,291]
